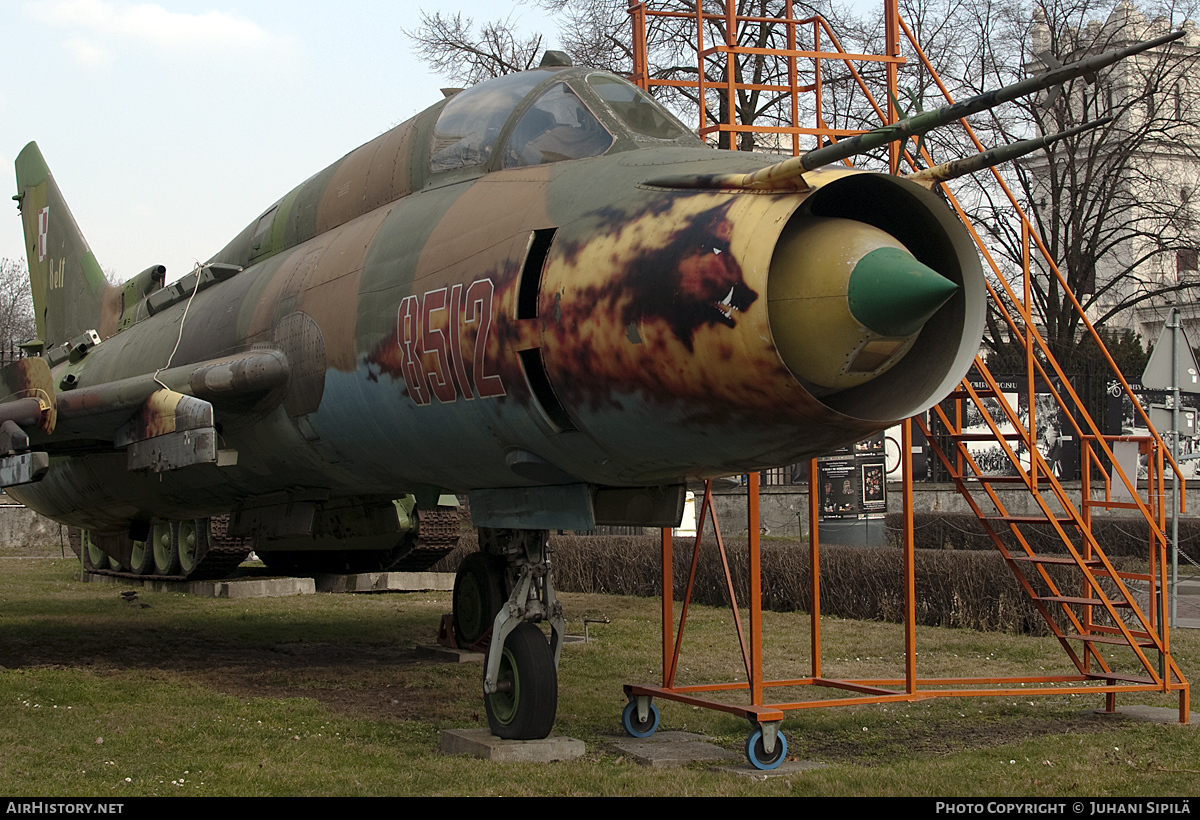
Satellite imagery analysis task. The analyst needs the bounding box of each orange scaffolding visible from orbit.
[622,0,1191,769]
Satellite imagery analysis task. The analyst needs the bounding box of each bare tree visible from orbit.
[405,11,544,86]
[869,0,1200,361]
[548,0,635,72]
[0,258,36,353]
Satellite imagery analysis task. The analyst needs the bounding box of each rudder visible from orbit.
[14,141,119,348]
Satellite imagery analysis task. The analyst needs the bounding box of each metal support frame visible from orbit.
[628,444,1189,730]
[624,0,1190,733]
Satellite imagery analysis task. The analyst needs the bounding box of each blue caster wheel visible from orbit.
[745,727,787,770]
[622,699,660,738]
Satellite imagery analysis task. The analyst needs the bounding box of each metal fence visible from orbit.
[0,344,27,366]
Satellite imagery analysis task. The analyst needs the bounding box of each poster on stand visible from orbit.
[816,433,887,521]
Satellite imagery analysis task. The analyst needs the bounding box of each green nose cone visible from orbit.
[848,247,959,337]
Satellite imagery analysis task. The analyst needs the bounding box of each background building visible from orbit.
[1026,0,1200,347]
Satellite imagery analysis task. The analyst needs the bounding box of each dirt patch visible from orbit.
[190,668,479,724]
[182,644,480,723]
[0,625,480,725]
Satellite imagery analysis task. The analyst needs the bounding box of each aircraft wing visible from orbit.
[0,349,288,480]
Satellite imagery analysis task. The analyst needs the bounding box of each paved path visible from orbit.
[1128,577,1200,629]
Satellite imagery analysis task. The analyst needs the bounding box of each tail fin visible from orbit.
[14,142,119,349]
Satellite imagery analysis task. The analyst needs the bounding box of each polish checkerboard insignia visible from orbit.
[37,207,48,262]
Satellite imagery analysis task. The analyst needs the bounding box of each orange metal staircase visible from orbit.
[623,0,1191,736]
[920,369,1189,714]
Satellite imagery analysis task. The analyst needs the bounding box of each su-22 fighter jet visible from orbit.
[5,34,1179,752]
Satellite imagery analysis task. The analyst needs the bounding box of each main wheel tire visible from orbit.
[175,519,209,576]
[484,622,557,740]
[622,699,660,738]
[152,522,180,576]
[453,552,507,648]
[745,727,788,770]
[128,539,154,576]
[83,532,109,571]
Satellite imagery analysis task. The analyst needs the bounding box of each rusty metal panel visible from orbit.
[469,484,594,531]
[0,452,49,487]
[0,357,55,433]
[274,312,326,417]
[126,428,217,473]
[114,390,213,447]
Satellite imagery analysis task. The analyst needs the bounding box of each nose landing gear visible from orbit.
[452,528,565,740]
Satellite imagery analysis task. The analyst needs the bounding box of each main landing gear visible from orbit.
[452,528,564,739]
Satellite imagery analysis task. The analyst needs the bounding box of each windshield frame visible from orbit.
[500,80,616,170]
[427,71,555,176]
[419,67,704,189]
[583,71,697,144]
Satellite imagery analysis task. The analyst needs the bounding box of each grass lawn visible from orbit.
[0,546,1196,796]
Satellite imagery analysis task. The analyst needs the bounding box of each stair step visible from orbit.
[1041,595,1130,608]
[1086,671,1158,685]
[1011,555,1102,566]
[1064,633,1158,648]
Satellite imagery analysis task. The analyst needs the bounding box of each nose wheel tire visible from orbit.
[622,699,660,738]
[453,551,507,648]
[484,622,557,740]
[745,727,787,770]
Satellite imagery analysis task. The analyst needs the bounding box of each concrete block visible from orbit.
[203,577,316,598]
[1094,705,1199,726]
[609,730,739,767]
[439,728,585,762]
[415,644,484,663]
[82,573,316,597]
[711,760,827,777]
[316,571,455,593]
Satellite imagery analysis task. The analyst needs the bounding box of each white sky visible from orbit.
[0,0,558,281]
[0,0,880,284]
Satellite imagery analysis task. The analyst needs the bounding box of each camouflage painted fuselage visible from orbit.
[10,65,983,533]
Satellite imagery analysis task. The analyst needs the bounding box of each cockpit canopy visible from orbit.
[429,68,699,175]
